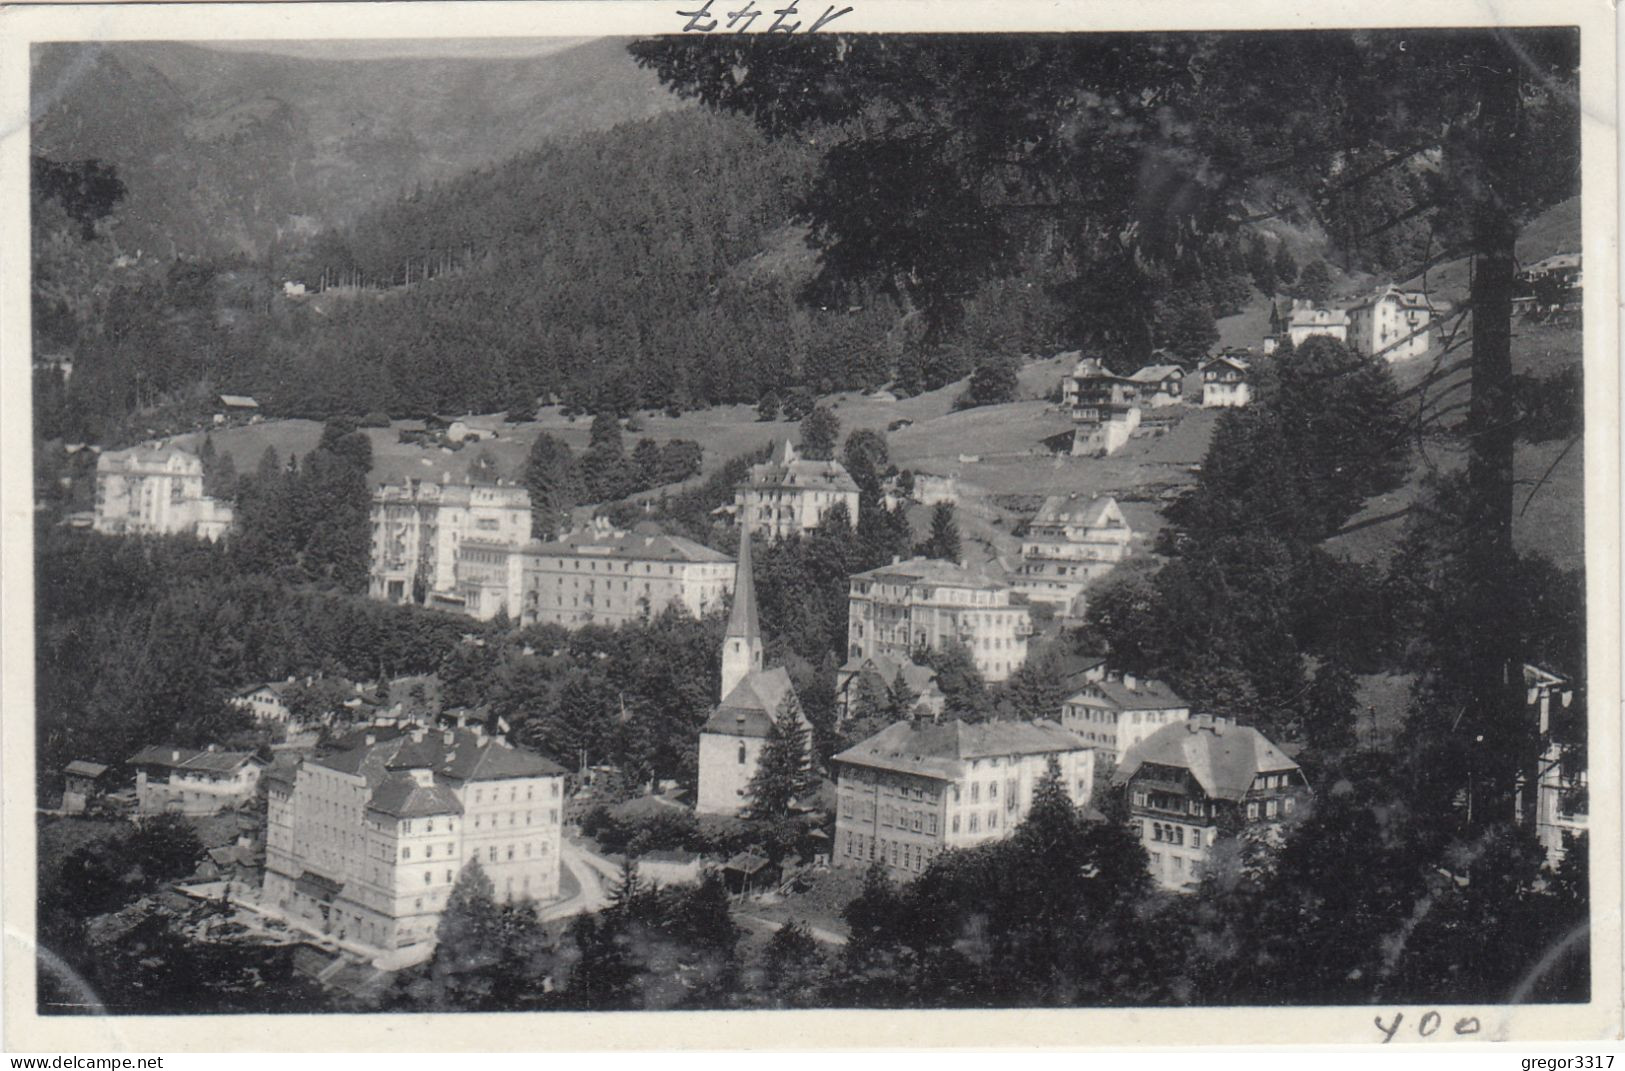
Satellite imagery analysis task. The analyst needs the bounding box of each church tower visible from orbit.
[720,530,764,702]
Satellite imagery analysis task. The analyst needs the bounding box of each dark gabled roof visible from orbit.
[724,852,775,875]
[1129,364,1185,384]
[833,719,1090,781]
[1064,678,1189,712]
[126,745,261,773]
[838,654,940,696]
[366,772,464,819]
[1117,718,1300,802]
[702,667,797,737]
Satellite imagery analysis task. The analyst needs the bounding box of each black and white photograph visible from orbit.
[5,0,1618,1050]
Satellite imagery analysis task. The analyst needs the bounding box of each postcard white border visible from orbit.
[1,0,1618,1052]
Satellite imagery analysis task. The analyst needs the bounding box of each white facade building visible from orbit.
[94,447,234,541]
[847,557,1032,683]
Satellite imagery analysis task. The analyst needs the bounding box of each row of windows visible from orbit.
[952,811,1000,834]
[1247,797,1293,820]
[1144,821,1201,848]
[841,830,934,872]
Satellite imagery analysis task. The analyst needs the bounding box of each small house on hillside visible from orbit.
[62,760,111,814]
[1199,355,1251,408]
[1128,364,1186,407]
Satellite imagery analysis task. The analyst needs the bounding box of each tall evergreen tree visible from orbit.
[524,432,579,539]
[744,694,817,820]
[916,502,962,563]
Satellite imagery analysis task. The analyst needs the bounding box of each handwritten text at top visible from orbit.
[677,0,854,34]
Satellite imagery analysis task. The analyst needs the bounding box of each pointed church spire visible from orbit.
[721,531,763,701]
[726,528,760,642]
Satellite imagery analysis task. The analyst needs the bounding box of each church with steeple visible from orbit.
[695,530,810,815]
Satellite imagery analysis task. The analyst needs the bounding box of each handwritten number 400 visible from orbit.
[1375,1011,1482,1043]
[678,0,854,33]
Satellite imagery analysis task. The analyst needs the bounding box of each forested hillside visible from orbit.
[30,38,682,259]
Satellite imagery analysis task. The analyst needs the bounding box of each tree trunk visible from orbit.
[1464,38,1528,826]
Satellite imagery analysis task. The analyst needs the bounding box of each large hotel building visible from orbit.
[264,725,567,956]
[847,557,1033,683]
[832,718,1095,879]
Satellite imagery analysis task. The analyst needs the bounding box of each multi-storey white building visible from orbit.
[93,447,234,541]
[1346,286,1434,362]
[833,718,1096,879]
[1064,356,1142,457]
[1060,672,1191,763]
[368,477,531,607]
[847,557,1032,683]
[734,440,861,540]
[501,521,735,628]
[1012,494,1135,616]
[263,724,567,956]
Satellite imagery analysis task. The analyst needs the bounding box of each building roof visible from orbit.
[526,524,732,565]
[219,394,260,409]
[236,680,295,699]
[367,772,464,819]
[1128,364,1185,384]
[126,745,261,773]
[313,726,565,787]
[65,760,109,779]
[1275,299,1350,329]
[1348,285,1435,313]
[850,555,1010,591]
[741,440,860,494]
[1030,494,1122,531]
[838,654,940,696]
[702,666,797,738]
[1064,676,1189,712]
[834,718,1091,782]
[1117,717,1299,802]
[1202,355,1250,373]
[724,851,776,875]
[726,528,761,642]
[97,446,203,473]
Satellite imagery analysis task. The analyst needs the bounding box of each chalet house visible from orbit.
[1127,364,1186,407]
[834,654,947,724]
[1063,355,1141,456]
[127,745,265,816]
[1264,299,1349,355]
[1199,355,1251,408]
[1060,672,1191,762]
[1117,715,1308,890]
[233,680,296,725]
[1346,286,1434,363]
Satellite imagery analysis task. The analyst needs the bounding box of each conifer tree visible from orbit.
[745,695,817,820]
[917,502,961,563]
